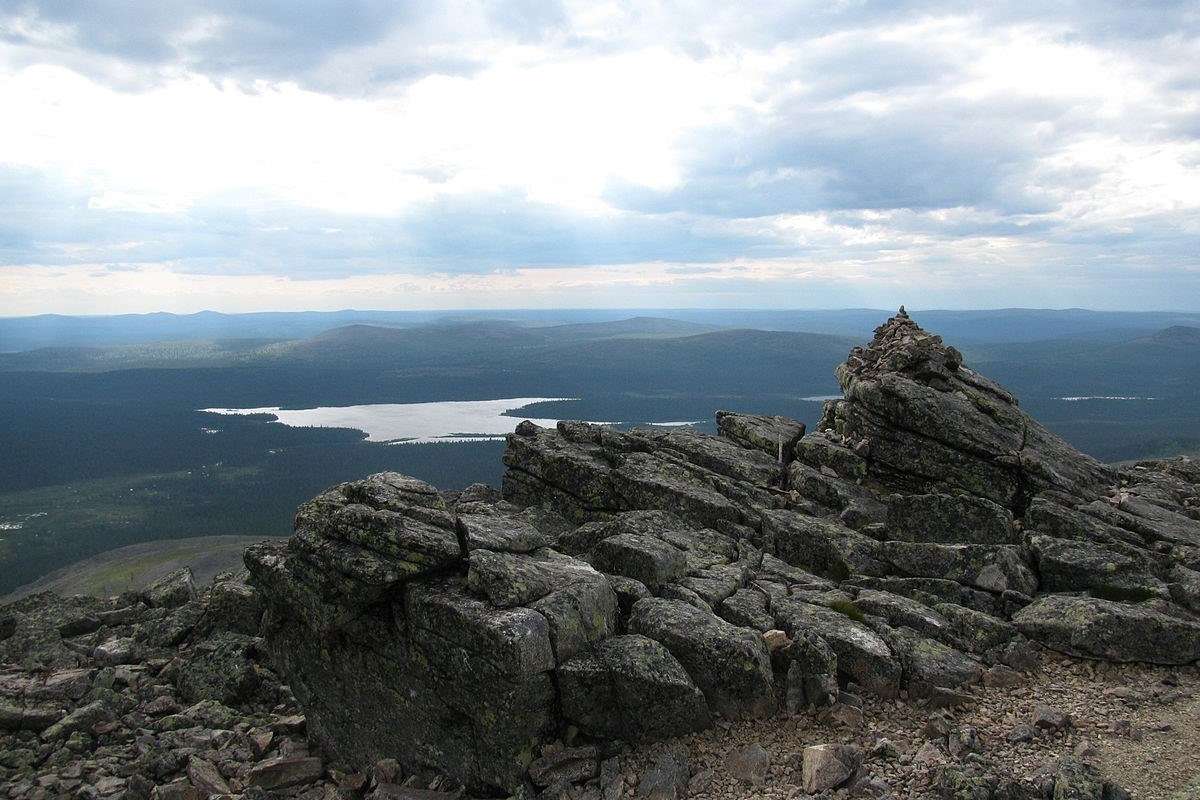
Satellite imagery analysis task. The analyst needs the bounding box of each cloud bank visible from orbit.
[1,1,1197,313]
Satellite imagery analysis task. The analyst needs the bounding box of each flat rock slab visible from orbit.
[1014,594,1200,664]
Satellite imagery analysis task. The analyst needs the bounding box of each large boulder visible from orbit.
[201,576,264,635]
[587,533,689,590]
[884,626,983,697]
[144,568,196,609]
[785,630,839,711]
[558,634,711,741]
[176,632,273,707]
[762,511,888,580]
[1029,535,1167,599]
[1013,594,1200,664]
[715,410,805,463]
[245,474,569,794]
[772,596,900,697]
[628,598,774,719]
[879,542,1037,596]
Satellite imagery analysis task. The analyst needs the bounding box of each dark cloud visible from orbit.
[606,94,1053,219]
[0,1,571,91]
[5,0,1198,94]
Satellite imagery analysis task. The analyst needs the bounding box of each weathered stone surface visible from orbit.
[1030,535,1167,598]
[802,743,861,793]
[558,634,710,741]
[880,541,1038,595]
[718,588,774,631]
[817,309,1116,507]
[0,699,62,732]
[785,629,839,712]
[853,589,958,646]
[176,631,270,706]
[763,510,887,580]
[249,546,558,792]
[716,410,805,464]
[637,742,690,800]
[0,585,356,800]
[506,422,782,527]
[884,626,983,697]
[247,755,324,789]
[202,576,264,635]
[773,596,900,697]
[528,746,599,787]
[1014,594,1200,663]
[40,698,114,740]
[292,473,464,589]
[93,636,140,666]
[186,757,231,796]
[787,462,888,527]
[725,742,771,785]
[144,568,197,609]
[887,493,1017,545]
[628,597,774,719]
[588,533,689,590]
[933,603,1016,654]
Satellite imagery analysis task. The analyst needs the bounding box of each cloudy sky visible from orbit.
[0,1,1197,314]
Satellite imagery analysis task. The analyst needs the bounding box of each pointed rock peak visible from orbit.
[823,313,1116,509]
[840,309,964,391]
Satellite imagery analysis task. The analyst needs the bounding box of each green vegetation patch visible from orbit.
[828,598,866,622]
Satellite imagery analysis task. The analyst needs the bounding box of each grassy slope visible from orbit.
[0,534,286,602]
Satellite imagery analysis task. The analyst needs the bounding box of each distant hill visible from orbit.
[6,307,1200,352]
[0,317,726,372]
[536,316,719,340]
[0,338,282,372]
[258,322,856,396]
[970,325,1200,399]
[1143,325,1200,345]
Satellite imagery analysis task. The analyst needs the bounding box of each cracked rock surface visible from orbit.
[238,311,1200,795]
[8,311,1200,799]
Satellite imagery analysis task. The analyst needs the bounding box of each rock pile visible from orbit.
[0,568,346,800]
[239,311,1200,796]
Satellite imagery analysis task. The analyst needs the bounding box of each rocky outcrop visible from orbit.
[815,308,1118,508]
[238,310,1200,795]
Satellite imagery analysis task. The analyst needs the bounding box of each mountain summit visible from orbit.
[239,311,1199,794]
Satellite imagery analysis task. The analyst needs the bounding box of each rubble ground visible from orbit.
[615,655,1200,799]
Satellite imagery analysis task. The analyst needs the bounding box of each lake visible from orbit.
[201,397,599,443]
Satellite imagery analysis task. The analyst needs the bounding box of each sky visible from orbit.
[0,1,1197,315]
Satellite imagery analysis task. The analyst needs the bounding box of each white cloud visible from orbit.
[0,1,1197,312]
[0,43,767,217]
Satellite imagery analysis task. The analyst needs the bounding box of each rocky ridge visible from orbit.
[5,310,1200,799]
